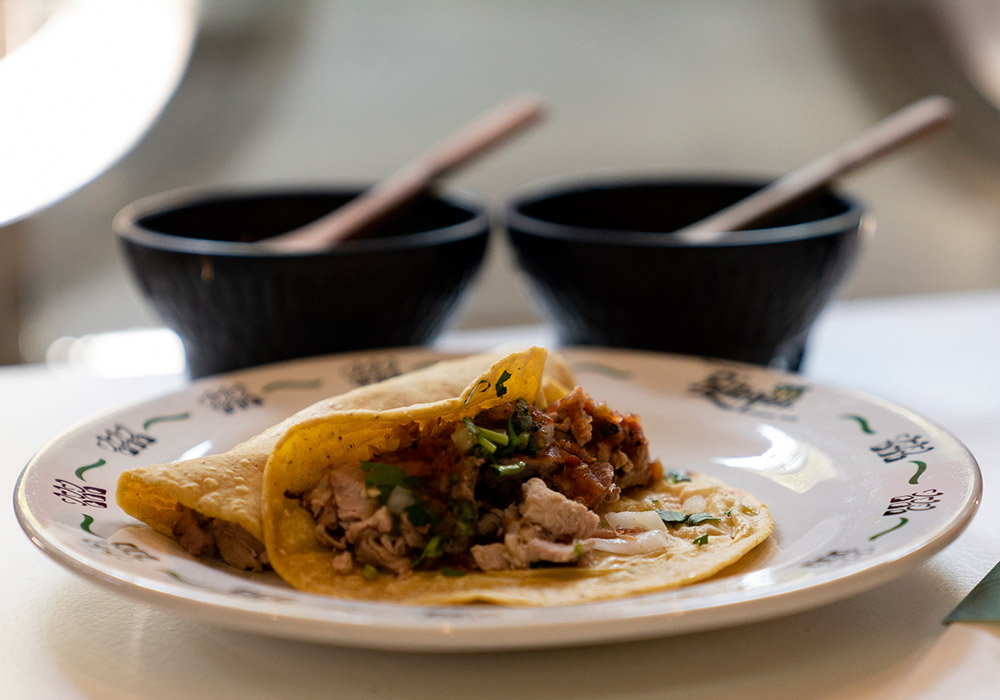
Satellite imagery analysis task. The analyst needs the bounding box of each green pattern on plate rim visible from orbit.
[13,348,981,650]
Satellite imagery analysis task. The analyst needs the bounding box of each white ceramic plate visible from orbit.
[14,348,982,651]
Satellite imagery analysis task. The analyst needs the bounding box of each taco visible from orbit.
[116,349,573,571]
[263,347,773,605]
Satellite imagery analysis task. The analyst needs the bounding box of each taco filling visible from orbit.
[285,387,663,576]
[264,348,772,605]
[116,348,574,573]
[170,505,271,571]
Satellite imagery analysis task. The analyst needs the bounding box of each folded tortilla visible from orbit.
[116,348,574,560]
[263,347,773,605]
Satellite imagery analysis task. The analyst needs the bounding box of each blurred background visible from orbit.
[2,0,1000,370]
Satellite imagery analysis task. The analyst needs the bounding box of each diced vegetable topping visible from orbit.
[362,461,416,500]
[656,510,721,526]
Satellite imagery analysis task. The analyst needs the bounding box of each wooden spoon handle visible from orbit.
[264,94,545,252]
[674,95,956,243]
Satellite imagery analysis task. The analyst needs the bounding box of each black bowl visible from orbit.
[115,187,489,377]
[503,176,869,370]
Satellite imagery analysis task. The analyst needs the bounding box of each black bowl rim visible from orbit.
[113,184,491,257]
[502,172,868,247]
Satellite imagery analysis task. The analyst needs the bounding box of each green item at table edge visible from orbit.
[945,558,1000,623]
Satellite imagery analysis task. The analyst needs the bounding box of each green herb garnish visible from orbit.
[414,535,443,566]
[362,461,417,502]
[440,567,466,577]
[495,461,526,476]
[462,401,538,475]
[685,512,722,526]
[363,461,436,527]
[452,500,477,536]
[693,534,710,546]
[656,510,721,526]
[655,509,689,524]
[361,564,379,580]
[664,469,692,484]
[495,369,512,397]
[405,500,435,527]
[463,417,508,456]
[508,399,534,440]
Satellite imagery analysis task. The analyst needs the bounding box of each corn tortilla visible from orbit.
[263,348,773,605]
[116,349,573,545]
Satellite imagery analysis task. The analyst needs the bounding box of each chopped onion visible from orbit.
[450,424,477,453]
[604,509,667,532]
[386,485,417,515]
[589,529,670,555]
[684,495,708,513]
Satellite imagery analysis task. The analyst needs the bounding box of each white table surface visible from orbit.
[3,290,999,699]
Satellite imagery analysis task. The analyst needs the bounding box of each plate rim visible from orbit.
[13,346,983,651]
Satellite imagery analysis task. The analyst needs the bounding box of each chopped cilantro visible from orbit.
[495,369,512,397]
[656,510,722,527]
[495,461,526,476]
[414,535,443,566]
[655,509,689,524]
[362,462,437,528]
[693,534,710,546]
[463,418,509,447]
[476,436,498,455]
[685,512,721,526]
[508,399,535,441]
[361,564,378,580]
[464,379,491,406]
[506,420,524,451]
[463,417,512,457]
[362,461,416,502]
[404,501,434,527]
[463,410,536,476]
[452,500,477,536]
[664,469,692,484]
